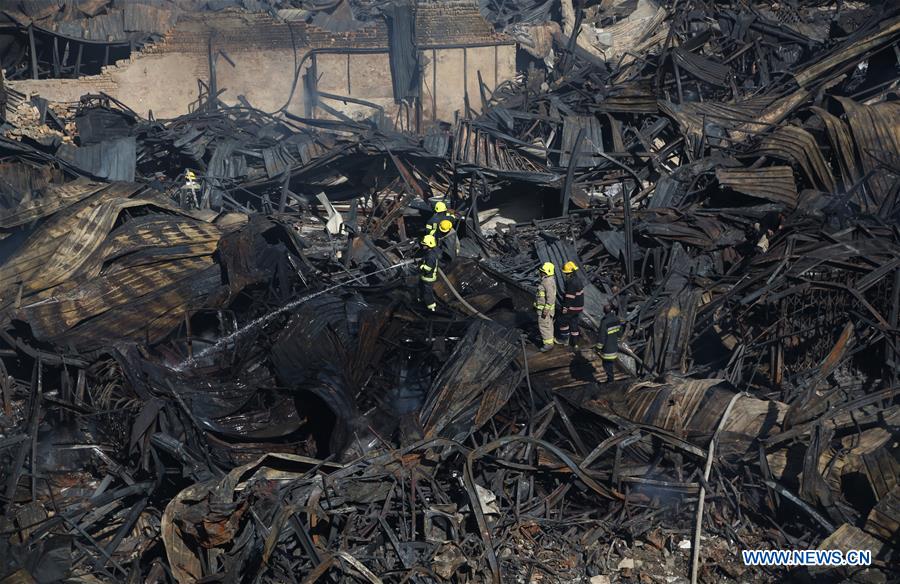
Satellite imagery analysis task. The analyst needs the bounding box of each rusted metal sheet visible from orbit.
[756,125,835,193]
[716,166,798,207]
[835,98,900,208]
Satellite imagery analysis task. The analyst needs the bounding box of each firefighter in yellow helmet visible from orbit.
[425,200,455,237]
[419,234,440,312]
[556,261,585,347]
[436,218,460,263]
[535,262,557,352]
[181,169,200,208]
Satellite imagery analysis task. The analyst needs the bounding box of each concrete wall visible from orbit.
[423,44,516,122]
[7,47,308,120]
[8,42,517,126]
[215,49,305,117]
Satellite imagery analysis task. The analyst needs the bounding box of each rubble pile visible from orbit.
[0,0,899,583]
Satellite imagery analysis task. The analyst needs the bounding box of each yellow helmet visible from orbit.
[562,261,578,274]
[422,234,437,248]
[439,219,453,233]
[539,262,555,277]
[185,170,196,181]
[434,201,447,213]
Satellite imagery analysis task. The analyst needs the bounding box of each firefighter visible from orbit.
[182,170,200,208]
[556,261,585,347]
[425,200,455,237]
[595,303,622,382]
[419,234,440,312]
[436,219,460,263]
[535,262,557,352]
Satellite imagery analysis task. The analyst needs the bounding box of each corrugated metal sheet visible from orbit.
[595,230,627,259]
[384,0,420,102]
[813,106,863,192]
[560,115,604,167]
[756,125,835,193]
[34,2,176,42]
[671,48,731,87]
[644,287,701,373]
[124,3,176,35]
[716,166,798,207]
[660,98,773,144]
[205,140,247,206]
[19,0,58,20]
[308,0,367,33]
[81,11,126,41]
[624,378,787,447]
[0,184,172,308]
[424,126,451,157]
[269,295,352,386]
[18,256,221,350]
[75,108,135,144]
[262,145,296,178]
[0,179,107,229]
[679,98,772,127]
[835,98,900,209]
[57,136,136,182]
[638,210,745,250]
[593,84,659,114]
[419,320,523,441]
[793,16,900,88]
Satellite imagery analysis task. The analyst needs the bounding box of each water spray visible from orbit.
[174,259,414,371]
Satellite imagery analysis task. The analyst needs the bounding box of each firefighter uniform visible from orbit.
[182,169,200,208]
[419,235,440,312]
[596,307,622,382]
[557,261,585,346]
[535,262,557,351]
[439,225,460,262]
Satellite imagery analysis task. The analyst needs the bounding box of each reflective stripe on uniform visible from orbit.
[420,264,437,282]
[542,338,554,345]
[606,325,622,334]
[601,353,618,360]
[535,288,552,310]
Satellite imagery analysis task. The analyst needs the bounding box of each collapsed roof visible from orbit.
[0,0,899,582]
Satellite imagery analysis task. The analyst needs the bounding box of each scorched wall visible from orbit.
[6,6,516,125]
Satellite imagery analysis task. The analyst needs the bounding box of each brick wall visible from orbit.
[146,1,509,55]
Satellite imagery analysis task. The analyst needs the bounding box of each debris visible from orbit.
[1,0,899,583]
